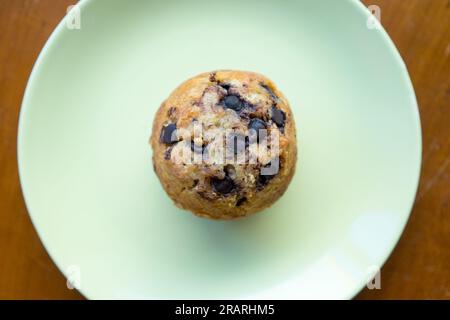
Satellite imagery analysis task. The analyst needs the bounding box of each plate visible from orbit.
[18,0,421,299]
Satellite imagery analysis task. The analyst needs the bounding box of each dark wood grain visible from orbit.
[357,0,450,300]
[0,0,83,299]
[0,0,448,299]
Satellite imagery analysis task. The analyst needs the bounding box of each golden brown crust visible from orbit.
[150,70,297,220]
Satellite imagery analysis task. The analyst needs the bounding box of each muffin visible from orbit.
[150,70,297,219]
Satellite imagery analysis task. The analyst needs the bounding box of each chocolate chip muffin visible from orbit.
[150,70,297,220]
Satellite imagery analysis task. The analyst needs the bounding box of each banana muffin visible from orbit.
[150,70,297,219]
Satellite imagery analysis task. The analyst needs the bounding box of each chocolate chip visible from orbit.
[191,141,204,154]
[261,83,279,101]
[211,176,235,195]
[249,118,266,132]
[236,197,247,207]
[271,106,286,128]
[257,174,275,187]
[224,95,243,111]
[219,83,231,91]
[248,118,267,142]
[160,123,177,144]
[164,146,173,160]
[257,162,277,189]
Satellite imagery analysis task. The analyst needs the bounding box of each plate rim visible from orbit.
[17,0,422,300]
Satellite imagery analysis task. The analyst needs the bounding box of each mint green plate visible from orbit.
[18,0,421,299]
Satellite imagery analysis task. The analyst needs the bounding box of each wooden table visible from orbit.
[0,0,448,300]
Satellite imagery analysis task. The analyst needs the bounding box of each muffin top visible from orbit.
[151,70,297,217]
